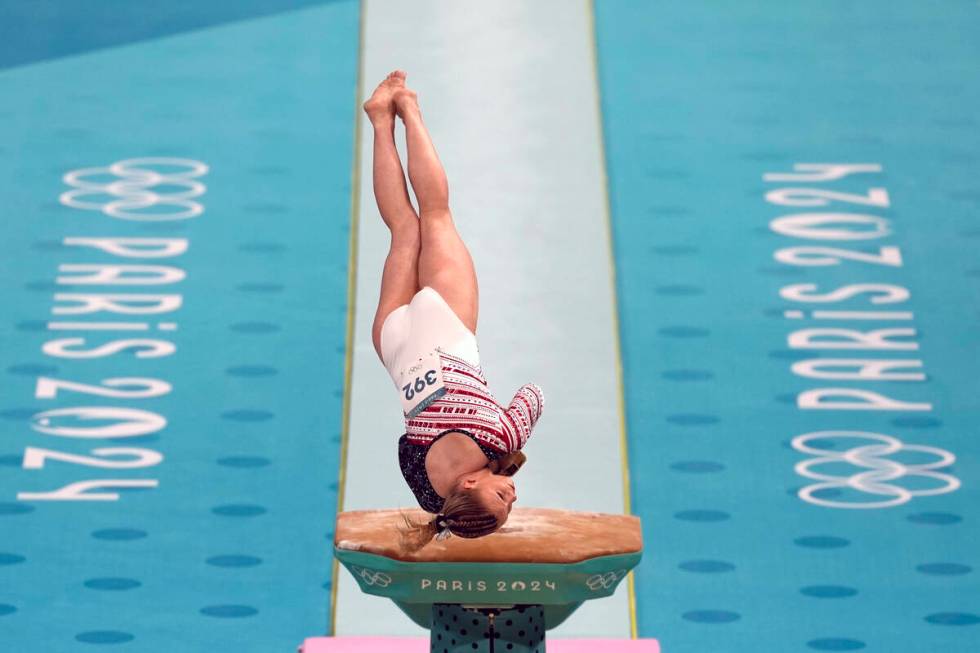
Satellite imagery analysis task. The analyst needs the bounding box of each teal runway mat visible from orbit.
[595,1,979,651]
[0,2,358,650]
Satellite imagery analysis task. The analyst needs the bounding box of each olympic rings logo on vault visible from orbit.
[349,565,393,588]
[585,570,627,592]
[60,157,208,221]
[791,430,960,509]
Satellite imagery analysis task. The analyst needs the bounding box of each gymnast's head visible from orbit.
[399,468,517,551]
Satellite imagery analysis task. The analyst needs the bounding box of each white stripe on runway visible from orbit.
[336,0,631,637]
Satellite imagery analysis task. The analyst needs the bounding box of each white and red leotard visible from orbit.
[381,286,545,512]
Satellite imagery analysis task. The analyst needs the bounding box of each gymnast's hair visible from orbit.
[398,489,499,552]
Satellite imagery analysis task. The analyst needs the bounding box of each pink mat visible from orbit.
[300,636,660,652]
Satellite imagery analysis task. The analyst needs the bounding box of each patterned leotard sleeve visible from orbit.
[499,383,545,450]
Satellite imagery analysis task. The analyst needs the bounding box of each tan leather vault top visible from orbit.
[334,507,642,563]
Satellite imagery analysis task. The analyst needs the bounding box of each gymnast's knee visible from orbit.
[419,203,453,224]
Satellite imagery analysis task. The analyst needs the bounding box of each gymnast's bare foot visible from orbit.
[393,85,420,120]
[363,70,406,124]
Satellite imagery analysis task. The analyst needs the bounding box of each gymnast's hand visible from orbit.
[489,451,527,477]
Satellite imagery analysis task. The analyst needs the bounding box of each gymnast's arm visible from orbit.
[499,383,545,451]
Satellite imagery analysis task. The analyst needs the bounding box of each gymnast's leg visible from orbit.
[394,81,479,335]
[364,71,421,360]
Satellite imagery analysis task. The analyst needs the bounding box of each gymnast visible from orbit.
[363,71,545,548]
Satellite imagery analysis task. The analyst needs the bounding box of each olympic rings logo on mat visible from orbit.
[60,157,208,221]
[585,570,627,591]
[792,430,960,509]
[350,565,393,588]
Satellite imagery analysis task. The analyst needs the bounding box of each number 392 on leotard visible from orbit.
[399,350,447,418]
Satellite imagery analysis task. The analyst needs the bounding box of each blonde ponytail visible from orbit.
[397,510,439,553]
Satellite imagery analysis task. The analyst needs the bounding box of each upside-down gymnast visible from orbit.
[363,71,545,549]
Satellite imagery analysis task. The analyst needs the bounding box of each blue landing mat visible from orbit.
[595,1,980,651]
[0,3,358,650]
